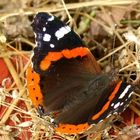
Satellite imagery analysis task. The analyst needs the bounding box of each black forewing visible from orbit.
[32,12,84,74]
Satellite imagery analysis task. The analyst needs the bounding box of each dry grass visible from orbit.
[0,0,140,140]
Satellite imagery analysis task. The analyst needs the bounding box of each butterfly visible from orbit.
[26,12,133,134]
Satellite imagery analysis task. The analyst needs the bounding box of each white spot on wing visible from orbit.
[43,34,51,42]
[106,114,111,118]
[48,16,54,21]
[55,26,71,40]
[98,119,103,123]
[119,85,131,99]
[43,27,46,32]
[50,44,55,48]
[114,102,120,109]
[120,102,124,106]
[111,103,114,107]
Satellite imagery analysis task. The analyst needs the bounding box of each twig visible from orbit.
[98,41,133,63]
[0,0,138,21]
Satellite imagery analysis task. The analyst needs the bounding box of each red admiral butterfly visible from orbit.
[26,12,133,134]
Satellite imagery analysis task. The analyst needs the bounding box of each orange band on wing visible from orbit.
[92,81,122,120]
[55,123,90,134]
[26,67,43,107]
[62,47,88,58]
[40,47,88,71]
